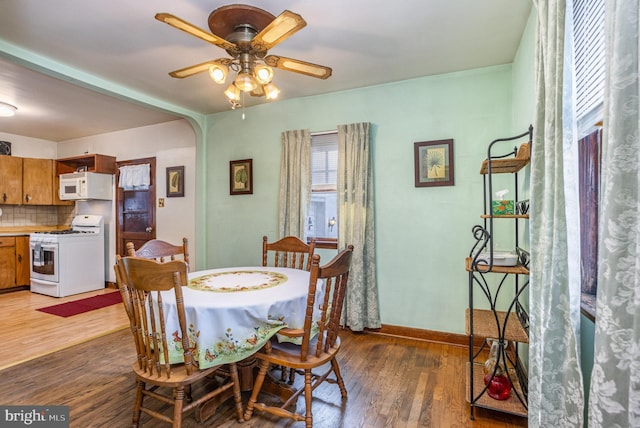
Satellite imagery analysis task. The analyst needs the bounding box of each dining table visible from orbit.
[156,265,320,421]
[158,265,319,371]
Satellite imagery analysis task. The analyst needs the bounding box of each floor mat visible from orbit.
[36,291,122,317]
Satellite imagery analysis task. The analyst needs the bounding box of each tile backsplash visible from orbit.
[0,205,76,227]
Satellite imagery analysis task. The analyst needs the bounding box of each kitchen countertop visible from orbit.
[0,225,70,236]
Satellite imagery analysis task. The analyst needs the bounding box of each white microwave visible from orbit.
[59,172,113,200]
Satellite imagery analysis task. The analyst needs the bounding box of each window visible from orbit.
[307,131,338,248]
[578,129,601,295]
[573,0,604,319]
[574,0,605,138]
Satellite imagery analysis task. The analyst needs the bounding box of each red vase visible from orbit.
[484,373,512,400]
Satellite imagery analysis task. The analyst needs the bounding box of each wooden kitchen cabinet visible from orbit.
[0,156,63,206]
[0,155,23,205]
[0,236,31,288]
[15,236,30,286]
[0,237,17,289]
[23,158,53,205]
[56,154,117,175]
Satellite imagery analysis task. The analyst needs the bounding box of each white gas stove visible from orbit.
[30,214,106,297]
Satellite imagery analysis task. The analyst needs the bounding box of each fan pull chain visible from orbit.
[242,91,246,120]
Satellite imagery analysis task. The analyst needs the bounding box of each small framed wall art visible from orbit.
[166,166,185,197]
[230,159,253,195]
[414,139,454,187]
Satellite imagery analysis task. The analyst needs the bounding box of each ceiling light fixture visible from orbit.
[234,70,258,92]
[211,60,281,105]
[224,83,241,102]
[156,5,332,110]
[0,102,17,117]
[208,63,228,84]
[263,83,280,100]
[254,64,274,84]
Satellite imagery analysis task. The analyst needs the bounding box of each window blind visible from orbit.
[573,0,605,135]
[311,132,338,190]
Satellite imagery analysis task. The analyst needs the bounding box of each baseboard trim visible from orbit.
[362,324,484,349]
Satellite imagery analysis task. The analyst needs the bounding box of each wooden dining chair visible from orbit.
[126,237,189,270]
[262,234,317,383]
[262,235,316,271]
[244,245,354,428]
[117,256,244,427]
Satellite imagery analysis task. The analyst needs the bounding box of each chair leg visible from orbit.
[132,380,145,428]
[278,365,287,382]
[173,387,185,428]
[304,370,313,428]
[228,363,244,422]
[244,359,270,421]
[330,358,348,398]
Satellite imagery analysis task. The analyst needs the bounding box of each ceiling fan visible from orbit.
[155,4,332,107]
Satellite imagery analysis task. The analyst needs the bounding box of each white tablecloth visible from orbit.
[159,266,317,368]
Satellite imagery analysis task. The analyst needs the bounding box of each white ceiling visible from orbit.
[0,0,532,142]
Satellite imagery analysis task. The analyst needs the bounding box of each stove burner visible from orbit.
[36,230,92,235]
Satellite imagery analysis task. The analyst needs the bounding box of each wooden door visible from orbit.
[116,157,156,256]
[23,158,53,205]
[0,156,22,205]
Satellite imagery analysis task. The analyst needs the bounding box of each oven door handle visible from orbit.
[30,243,57,251]
[30,278,56,286]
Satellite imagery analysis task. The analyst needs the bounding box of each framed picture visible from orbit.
[414,139,454,187]
[230,159,253,195]
[166,166,185,197]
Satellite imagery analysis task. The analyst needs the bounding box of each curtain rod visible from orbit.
[311,129,337,136]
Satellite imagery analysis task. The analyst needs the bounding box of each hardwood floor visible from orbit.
[0,289,527,427]
[0,288,129,371]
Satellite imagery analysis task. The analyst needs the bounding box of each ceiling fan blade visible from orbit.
[265,55,332,79]
[155,13,237,52]
[168,59,233,79]
[251,10,306,51]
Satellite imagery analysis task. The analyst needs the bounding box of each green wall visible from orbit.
[202,65,514,333]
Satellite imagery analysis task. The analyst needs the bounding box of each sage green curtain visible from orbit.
[337,122,381,331]
[528,1,584,426]
[278,129,311,238]
[588,1,640,425]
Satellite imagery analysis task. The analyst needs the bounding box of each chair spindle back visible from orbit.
[262,235,316,271]
[126,238,190,270]
[300,245,353,361]
[119,256,193,378]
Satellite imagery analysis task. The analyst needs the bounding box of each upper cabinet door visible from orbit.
[23,158,53,205]
[0,156,23,205]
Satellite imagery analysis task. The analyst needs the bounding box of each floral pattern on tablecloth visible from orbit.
[188,270,288,292]
[166,320,287,368]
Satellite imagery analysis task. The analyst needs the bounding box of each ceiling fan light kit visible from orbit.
[155,4,331,109]
[263,83,280,100]
[254,64,274,84]
[224,83,242,102]
[208,63,228,83]
[235,71,258,92]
